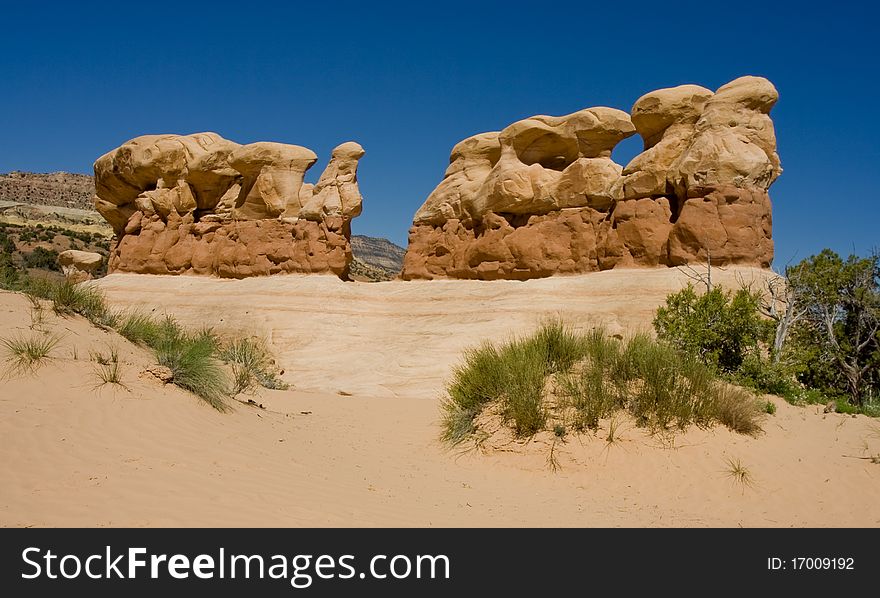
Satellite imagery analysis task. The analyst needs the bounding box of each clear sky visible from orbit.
[1,1,877,266]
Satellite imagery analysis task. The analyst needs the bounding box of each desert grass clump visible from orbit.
[50,279,107,321]
[442,321,585,443]
[26,294,46,331]
[525,319,589,374]
[442,343,505,444]
[18,276,114,327]
[712,384,764,435]
[153,323,229,412]
[724,457,755,491]
[627,339,717,432]
[115,311,167,346]
[90,346,126,389]
[443,322,766,446]
[557,332,724,434]
[556,329,622,431]
[219,338,289,394]
[115,311,230,410]
[497,338,548,436]
[2,333,60,375]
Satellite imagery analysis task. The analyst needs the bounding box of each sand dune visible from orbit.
[2,269,879,527]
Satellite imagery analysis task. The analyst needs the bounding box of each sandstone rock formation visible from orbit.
[93,133,365,279]
[401,76,780,280]
[57,249,103,281]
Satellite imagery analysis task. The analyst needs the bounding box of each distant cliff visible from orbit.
[351,235,405,279]
[0,171,95,210]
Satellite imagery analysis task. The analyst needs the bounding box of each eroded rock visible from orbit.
[93,133,365,279]
[402,76,780,280]
[57,249,104,281]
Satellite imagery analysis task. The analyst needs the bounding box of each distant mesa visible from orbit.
[93,133,365,279]
[401,76,781,280]
[0,171,94,210]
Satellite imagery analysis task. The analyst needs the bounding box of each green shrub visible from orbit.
[862,397,880,418]
[10,275,113,327]
[712,384,764,435]
[0,252,19,288]
[653,284,767,373]
[23,247,60,271]
[496,338,549,436]
[1,233,16,254]
[443,322,586,443]
[787,387,832,406]
[443,339,545,441]
[524,319,589,374]
[834,399,860,415]
[446,343,506,418]
[783,249,879,407]
[731,354,798,397]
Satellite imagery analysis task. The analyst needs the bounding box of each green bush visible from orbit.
[442,321,587,443]
[783,249,879,407]
[559,332,760,435]
[116,311,168,346]
[731,354,798,398]
[23,247,60,271]
[0,250,19,288]
[117,312,230,410]
[0,232,16,254]
[653,284,767,373]
[6,274,114,327]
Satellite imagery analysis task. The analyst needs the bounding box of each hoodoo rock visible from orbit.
[401,76,781,280]
[93,134,365,279]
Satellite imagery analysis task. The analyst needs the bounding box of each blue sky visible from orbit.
[1,1,877,265]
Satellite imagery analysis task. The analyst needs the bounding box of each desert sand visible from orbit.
[1,267,879,527]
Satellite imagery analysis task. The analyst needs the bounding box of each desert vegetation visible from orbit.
[442,248,879,449]
[441,321,765,446]
[90,346,125,389]
[0,265,287,410]
[0,221,110,281]
[2,332,60,376]
[655,249,879,416]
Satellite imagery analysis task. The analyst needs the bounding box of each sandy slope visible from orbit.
[2,269,879,527]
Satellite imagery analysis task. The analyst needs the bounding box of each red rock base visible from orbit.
[400,186,772,280]
[109,212,352,279]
